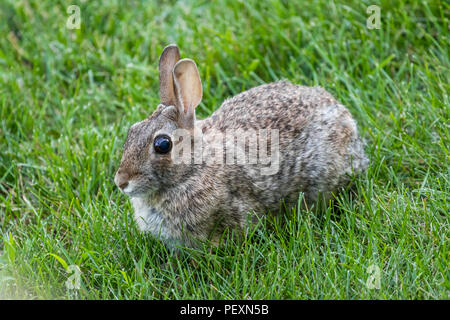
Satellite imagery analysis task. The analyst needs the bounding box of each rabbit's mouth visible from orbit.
[120,179,157,198]
[121,181,136,195]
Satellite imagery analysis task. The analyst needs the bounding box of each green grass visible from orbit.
[0,0,448,299]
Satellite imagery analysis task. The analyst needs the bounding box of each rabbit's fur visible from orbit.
[115,44,368,248]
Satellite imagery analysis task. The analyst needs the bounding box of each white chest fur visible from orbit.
[130,197,180,245]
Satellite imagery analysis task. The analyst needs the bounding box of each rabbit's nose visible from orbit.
[114,169,129,190]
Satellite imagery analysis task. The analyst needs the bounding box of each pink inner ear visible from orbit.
[173,59,203,115]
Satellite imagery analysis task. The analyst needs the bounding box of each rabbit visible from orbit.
[114,44,369,248]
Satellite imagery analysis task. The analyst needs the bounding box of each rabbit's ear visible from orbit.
[173,58,203,128]
[159,44,180,106]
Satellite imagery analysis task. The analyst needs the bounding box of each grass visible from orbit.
[0,0,448,299]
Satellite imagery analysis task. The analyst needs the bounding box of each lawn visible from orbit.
[0,0,448,299]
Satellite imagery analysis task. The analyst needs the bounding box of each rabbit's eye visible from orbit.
[154,134,172,154]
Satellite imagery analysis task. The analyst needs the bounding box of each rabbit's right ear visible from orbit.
[159,44,180,106]
[173,58,203,129]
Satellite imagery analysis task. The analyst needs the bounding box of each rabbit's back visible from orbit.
[203,81,337,131]
[199,81,368,208]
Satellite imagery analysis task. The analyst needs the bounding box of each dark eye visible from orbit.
[153,134,172,154]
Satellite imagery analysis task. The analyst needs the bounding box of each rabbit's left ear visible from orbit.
[159,44,180,106]
[173,59,202,128]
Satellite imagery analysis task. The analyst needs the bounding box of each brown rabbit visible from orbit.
[114,44,368,248]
